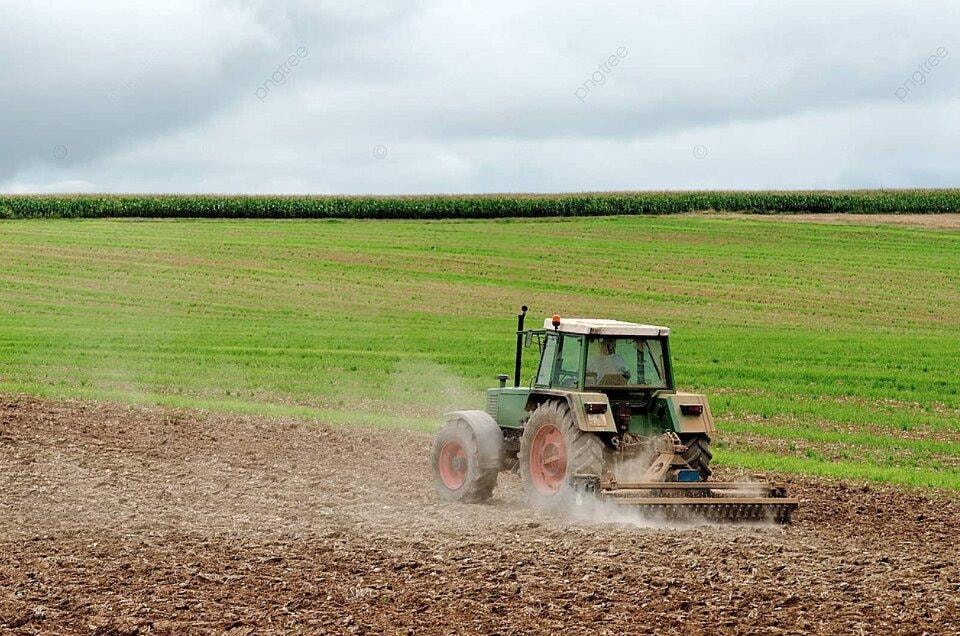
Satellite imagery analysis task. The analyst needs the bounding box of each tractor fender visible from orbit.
[442,410,505,472]
[656,393,717,434]
[523,390,618,433]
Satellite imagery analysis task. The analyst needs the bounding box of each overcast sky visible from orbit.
[1,0,957,194]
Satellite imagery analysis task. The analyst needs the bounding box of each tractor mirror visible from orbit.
[524,331,533,347]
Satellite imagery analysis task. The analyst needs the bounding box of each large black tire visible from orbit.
[519,401,605,507]
[680,434,713,480]
[430,411,503,504]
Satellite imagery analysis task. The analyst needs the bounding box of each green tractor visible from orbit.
[431,307,797,523]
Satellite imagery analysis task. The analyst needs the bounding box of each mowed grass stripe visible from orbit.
[715,449,960,490]
[5,219,959,328]
[723,421,960,454]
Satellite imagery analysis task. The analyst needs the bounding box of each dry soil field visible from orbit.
[1,397,958,634]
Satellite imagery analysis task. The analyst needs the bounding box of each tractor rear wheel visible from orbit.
[680,434,713,480]
[431,413,502,503]
[519,401,605,507]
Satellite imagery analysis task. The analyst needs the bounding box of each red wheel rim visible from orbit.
[438,440,467,490]
[529,424,567,495]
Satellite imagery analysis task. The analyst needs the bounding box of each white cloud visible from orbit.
[1,179,97,194]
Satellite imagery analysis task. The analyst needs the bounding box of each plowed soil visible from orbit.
[1,397,958,635]
[708,212,960,229]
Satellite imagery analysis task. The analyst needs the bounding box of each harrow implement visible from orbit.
[574,476,799,524]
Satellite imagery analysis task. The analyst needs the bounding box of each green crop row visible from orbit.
[2,190,960,219]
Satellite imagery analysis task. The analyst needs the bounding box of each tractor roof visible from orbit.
[543,318,670,337]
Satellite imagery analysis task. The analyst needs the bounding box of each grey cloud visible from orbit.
[1,0,958,193]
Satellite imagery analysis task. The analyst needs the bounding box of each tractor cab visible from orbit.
[534,318,674,393]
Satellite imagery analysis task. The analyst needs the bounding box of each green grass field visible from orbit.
[2,215,959,489]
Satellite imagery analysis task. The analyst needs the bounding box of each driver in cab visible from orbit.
[588,338,630,384]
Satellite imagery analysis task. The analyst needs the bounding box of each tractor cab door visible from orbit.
[535,332,584,389]
[534,333,557,387]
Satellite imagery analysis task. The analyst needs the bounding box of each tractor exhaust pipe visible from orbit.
[514,305,528,387]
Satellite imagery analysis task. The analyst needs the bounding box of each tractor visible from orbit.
[430,307,797,523]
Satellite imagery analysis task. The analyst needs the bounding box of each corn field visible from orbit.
[2,190,960,219]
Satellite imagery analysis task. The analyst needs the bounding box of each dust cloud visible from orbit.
[385,359,482,425]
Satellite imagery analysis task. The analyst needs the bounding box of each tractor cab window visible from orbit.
[585,336,668,389]
[554,334,583,388]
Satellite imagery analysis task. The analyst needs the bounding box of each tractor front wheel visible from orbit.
[519,401,604,507]
[430,413,502,503]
